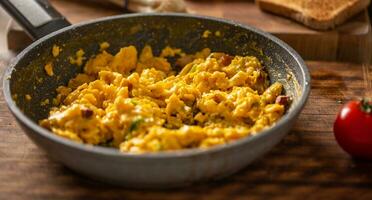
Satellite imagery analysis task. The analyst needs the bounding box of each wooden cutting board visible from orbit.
[7,0,371,63]
[186,0,372,63]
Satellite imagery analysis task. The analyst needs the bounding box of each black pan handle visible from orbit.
[0,0,71,40]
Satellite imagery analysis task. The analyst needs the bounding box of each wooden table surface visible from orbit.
[48,0,372,63]
[1,1,371,199]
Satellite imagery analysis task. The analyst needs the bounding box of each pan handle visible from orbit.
[0,0,71,40]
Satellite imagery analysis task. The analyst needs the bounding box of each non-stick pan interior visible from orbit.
[8,14,305,122]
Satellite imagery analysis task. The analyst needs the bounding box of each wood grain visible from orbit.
[0,61,371,200]
[188,0,365,34]
[187,0,372,63]
[6,0,371,63]
[8,0,371,63]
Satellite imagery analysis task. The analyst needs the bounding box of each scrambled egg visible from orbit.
[52,45,61,57]
[25,94,32,101]
[40,44,285,153]
[69,49,86,66]
[44,62,54,76]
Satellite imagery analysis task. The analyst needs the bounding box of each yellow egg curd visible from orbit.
[40,44,285,153]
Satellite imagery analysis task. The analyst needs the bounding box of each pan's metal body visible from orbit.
[2,8,310,188]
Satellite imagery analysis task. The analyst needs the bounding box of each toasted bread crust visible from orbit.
[257,0,371,30]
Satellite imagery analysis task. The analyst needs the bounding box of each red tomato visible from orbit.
[334,99,372,159]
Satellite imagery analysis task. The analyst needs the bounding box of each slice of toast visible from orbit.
[256,0,371,30]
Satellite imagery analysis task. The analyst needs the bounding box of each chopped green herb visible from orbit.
[130,99,139,105]
[129,116,144,132]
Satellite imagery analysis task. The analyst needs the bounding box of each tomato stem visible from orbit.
[361,98,372,114]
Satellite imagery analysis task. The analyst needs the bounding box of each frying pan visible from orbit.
[1,0,310,188]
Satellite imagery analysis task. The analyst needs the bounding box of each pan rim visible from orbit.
[3,13,311,159]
